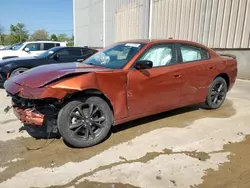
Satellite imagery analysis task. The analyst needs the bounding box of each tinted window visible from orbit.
[139,44,176,67]
[44,43,55,50]
[201,49,210,59]
[69,49,81,56]
[57,49,70,56]
[24,43,41,51]
[55,43,60,47]
[57,49,81,57]
[82,49,95,56]
[180,45,209,62]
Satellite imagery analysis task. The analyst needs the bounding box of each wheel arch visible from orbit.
[67,88,114,114]
[9,67,29,78]
[214,73,230,91]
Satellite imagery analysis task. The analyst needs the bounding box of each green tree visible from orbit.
[31,29,49,40]
[50,34,58,41]
[10,23,29,43]
[0,25,4,45]
[57,33,68,41]
[67,41,74,46]
[3,34,12,45]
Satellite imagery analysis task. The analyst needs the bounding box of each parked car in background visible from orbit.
[0,46,97,85]
[0,41,67,60]
[0,43,22,51]
[0,45,5,50]
[4,39,237,148]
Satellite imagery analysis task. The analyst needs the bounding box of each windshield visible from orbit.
[38,48,56,58]
[12,43,24,50]
[84,43,145,69]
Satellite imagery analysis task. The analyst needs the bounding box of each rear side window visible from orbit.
[55,43,60,47]
[43,43,55,50]
[81,49,96,56]
[180,45,210,62]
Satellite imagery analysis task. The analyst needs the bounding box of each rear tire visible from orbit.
[58,96,113,148]
[203,77,228,109]
[10,67,28,77]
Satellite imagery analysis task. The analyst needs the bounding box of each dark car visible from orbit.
[4,39,237,148]
[0,46,97,85]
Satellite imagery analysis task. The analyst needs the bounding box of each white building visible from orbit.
[73,0,250,79]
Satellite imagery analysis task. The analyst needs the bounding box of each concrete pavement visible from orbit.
[0,79,249,188]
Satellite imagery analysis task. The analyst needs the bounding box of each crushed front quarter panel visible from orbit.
[4,69,129,123]
[49,70,129,121]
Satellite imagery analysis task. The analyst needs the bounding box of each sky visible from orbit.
[0,0,73,37]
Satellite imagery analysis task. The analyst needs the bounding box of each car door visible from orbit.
[56,48,82,63]
[177,44,217,106]
[127,43,185,117]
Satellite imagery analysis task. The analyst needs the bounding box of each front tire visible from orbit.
[58,96,113,148]
[204,77,228,109]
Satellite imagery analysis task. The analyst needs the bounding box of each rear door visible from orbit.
[177,44,217,106]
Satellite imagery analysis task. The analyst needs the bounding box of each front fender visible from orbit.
[49,71,129,121]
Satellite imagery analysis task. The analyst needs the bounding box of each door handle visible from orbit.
[174,74,181,78]
[77,59,84,62]
[209,66,215,70]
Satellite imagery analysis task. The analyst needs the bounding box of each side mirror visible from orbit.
[24,47,30,52]
[134,60,153,70]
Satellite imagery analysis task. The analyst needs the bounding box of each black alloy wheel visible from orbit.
[204,77,228,109]
[69,103,106,140]
[58,96,113,148]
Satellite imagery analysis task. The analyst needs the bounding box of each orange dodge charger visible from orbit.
[4,39,238,148]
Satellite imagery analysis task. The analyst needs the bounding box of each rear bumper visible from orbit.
[13,107,44,126]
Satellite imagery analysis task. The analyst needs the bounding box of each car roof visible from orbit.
[24,41,66,44]
[50,46,97,50]
[117,39,210,49]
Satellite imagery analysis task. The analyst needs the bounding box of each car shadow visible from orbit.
[112,104,201,133]
[111,99,236,133]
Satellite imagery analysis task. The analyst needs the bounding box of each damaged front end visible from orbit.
[8,91,63,134]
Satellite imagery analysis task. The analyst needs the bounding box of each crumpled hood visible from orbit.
[10,62,113,88]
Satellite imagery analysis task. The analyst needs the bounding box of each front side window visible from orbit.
[139,44,176,67]
[68,49,81,56]
[56,49,81,57]
[57,49,70,56]
[84,43,145,69]
[24,43,41,51]
[180,45,209,62]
